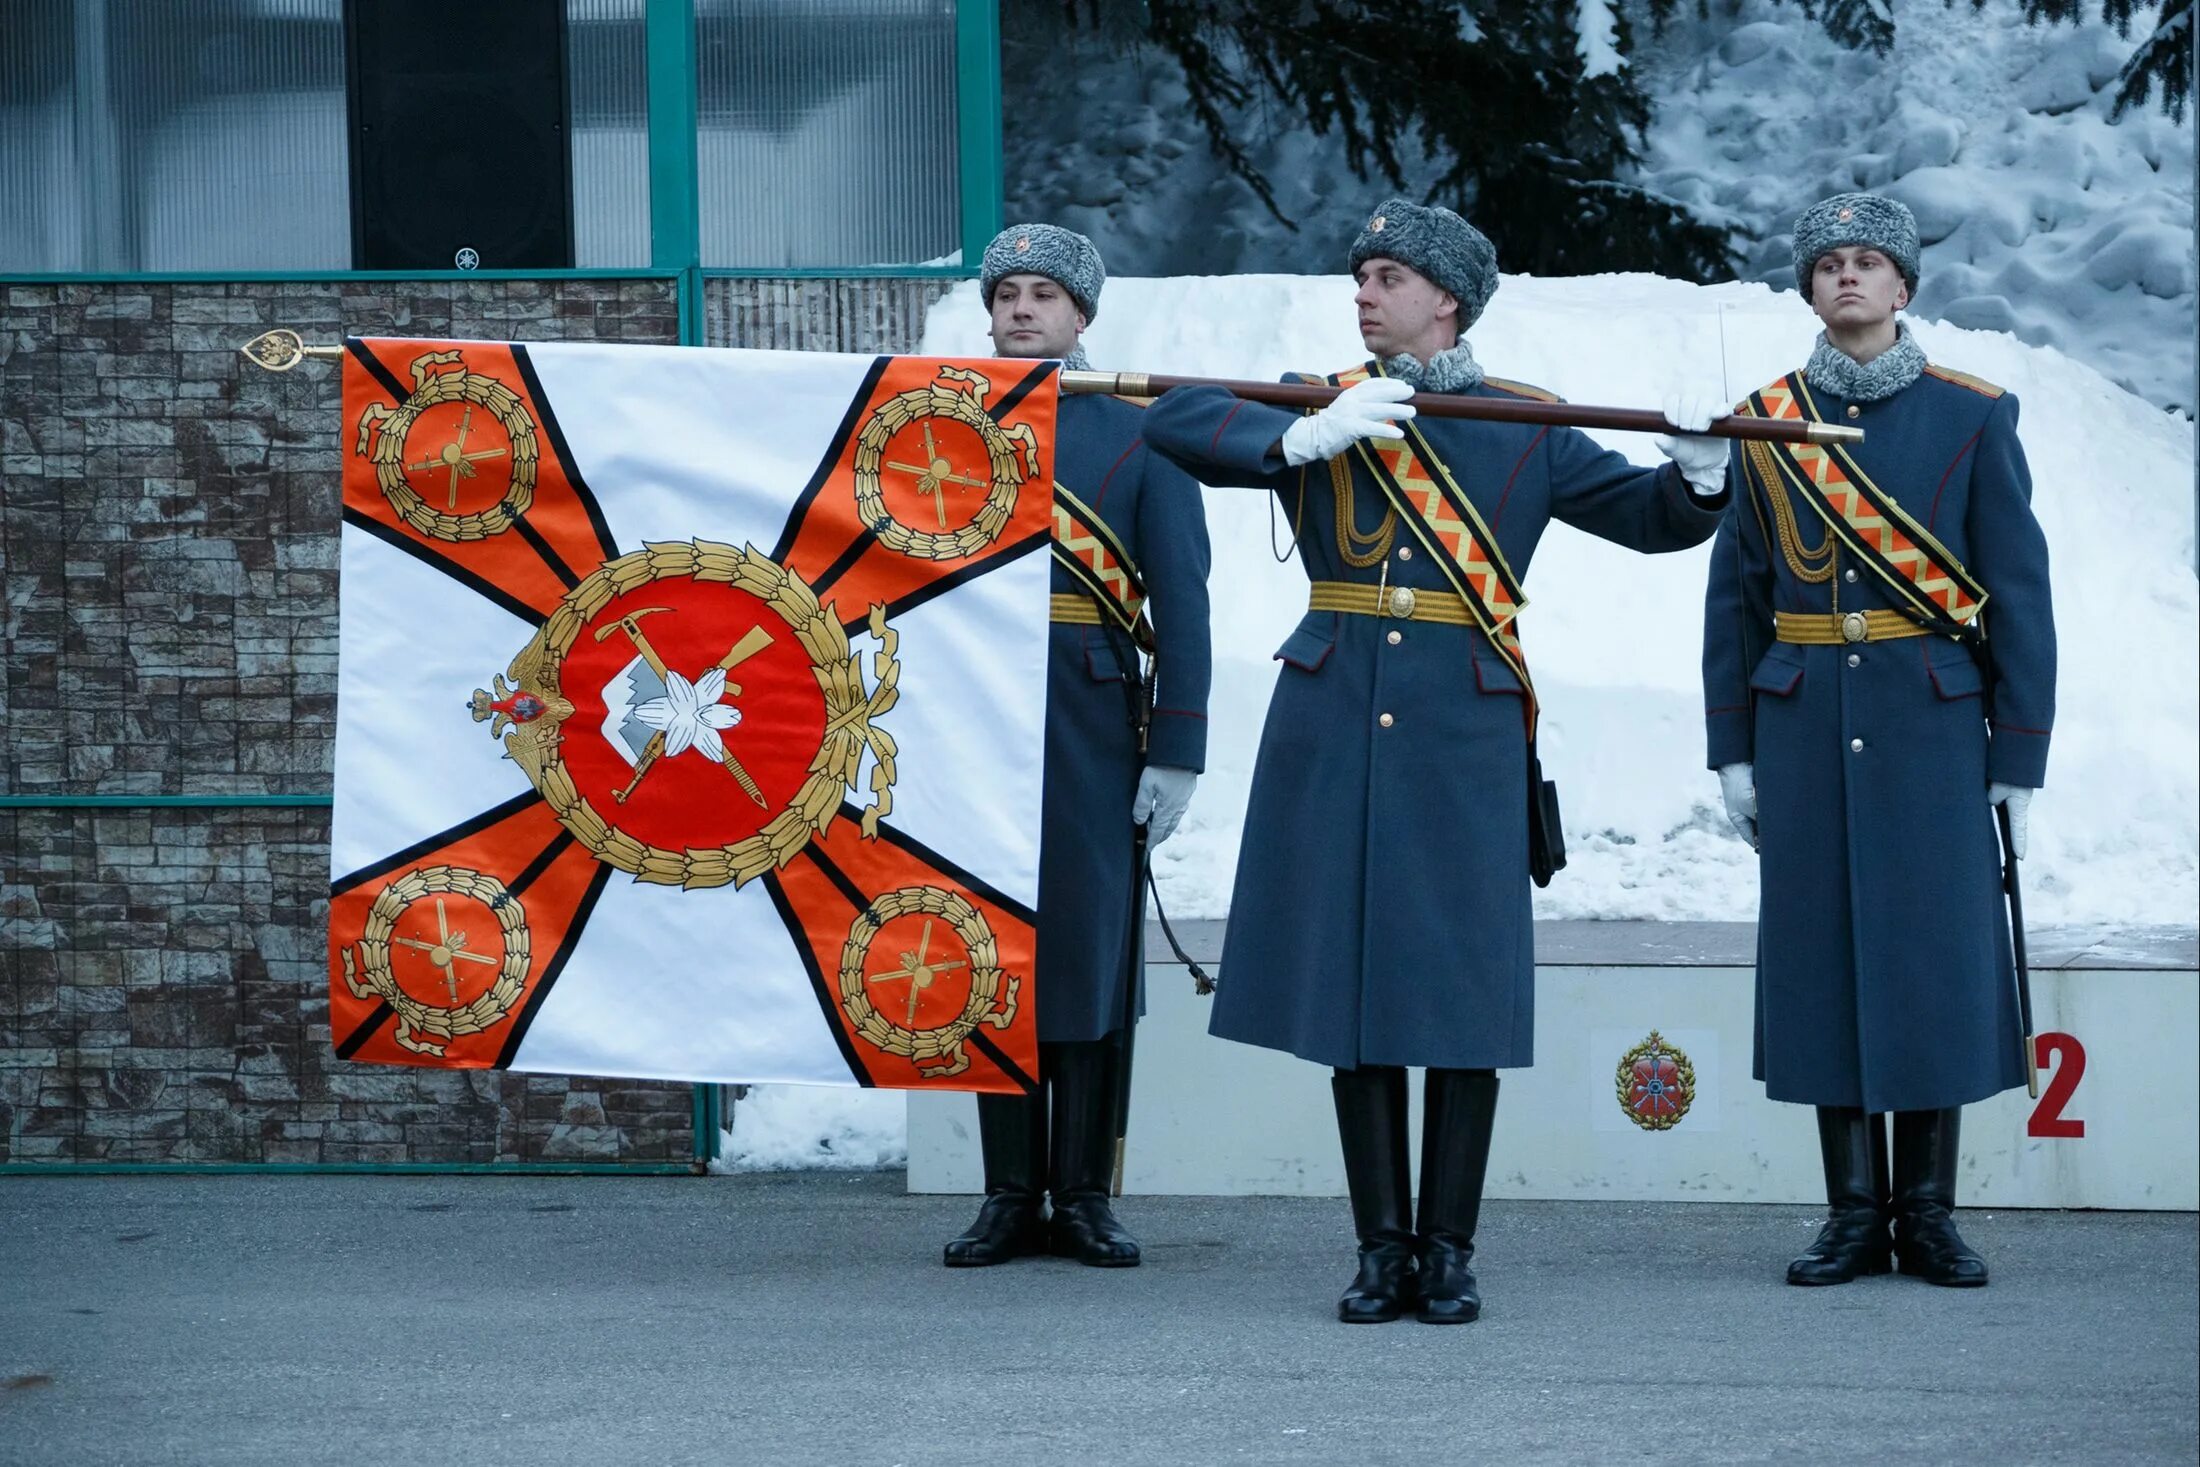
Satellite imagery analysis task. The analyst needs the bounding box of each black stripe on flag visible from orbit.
[494,860,614,1069]
[333,1002,394,1060]
[340,507,548,630]
[842,527,1049,636]
[769,355,895,567]
[761,869,876,1088]
[346,338,411,404]
[855,805,1039,929]
[509,343,622,564]
[329,788,545,899]
[987,359,1059,424]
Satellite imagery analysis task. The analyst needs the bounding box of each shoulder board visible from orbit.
[1923,364,2005,398]
[1481,375,1561,404]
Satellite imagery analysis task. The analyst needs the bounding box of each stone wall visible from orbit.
[2,275,947,1165]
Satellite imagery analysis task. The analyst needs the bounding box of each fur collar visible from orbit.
[1380,341,1484,394]
[1803,322,1926,403]
[1060,344,1092,372]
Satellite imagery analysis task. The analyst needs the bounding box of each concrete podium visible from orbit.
[909,920,2198,1210]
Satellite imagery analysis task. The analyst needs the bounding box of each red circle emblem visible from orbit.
[562,577,827,850]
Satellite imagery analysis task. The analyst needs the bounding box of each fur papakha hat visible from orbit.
[1792,192,1921,301]
[981,223,1104,322]
[1347,198,1500,329]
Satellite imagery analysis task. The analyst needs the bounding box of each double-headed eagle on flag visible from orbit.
[326,339,1059,1096]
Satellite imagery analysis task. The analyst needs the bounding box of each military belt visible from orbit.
[1773,609,1932,645]
[1308,580,1475,626]
[1049,592,1107,625]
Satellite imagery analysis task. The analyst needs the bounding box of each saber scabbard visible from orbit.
[1059,369,1865,446]
[1998,802,2040,1099]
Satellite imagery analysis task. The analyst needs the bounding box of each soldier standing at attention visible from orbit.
[1142,199,1731,1323]
[1704,193,2055,1289]
[942,224,1213,1270]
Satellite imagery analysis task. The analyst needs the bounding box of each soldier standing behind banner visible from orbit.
[1142,200,1731,1323]
[1703,192,2057,1289]
[942,224,1213,1270]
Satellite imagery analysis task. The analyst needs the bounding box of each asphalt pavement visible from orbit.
[1,1173,2193,1465]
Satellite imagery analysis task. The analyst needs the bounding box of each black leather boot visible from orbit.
[1892,1107,1989,1287]
[943,1089,1047,1267]
[1332,1065,1416,1323]
[1045,1039,1141,1267]
[1788,1107,1892,1285]
[1416,1068,1498,1323]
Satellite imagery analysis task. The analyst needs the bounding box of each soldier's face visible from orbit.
[989,274,1087,361]
[1810,247,1909,329]
[1354,258,1460,357]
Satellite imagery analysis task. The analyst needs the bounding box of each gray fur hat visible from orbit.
[1348,198,1500,329]
[1792,192,1921,301]
[981,223,1104,322]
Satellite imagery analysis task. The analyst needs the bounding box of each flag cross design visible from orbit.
[329,341,1060,1094]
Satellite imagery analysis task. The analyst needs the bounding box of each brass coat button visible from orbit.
[1844,568,1858,583]
[1847,653,1861,667]
[1386,630,1402,646]
[1846,404,1860,419]
[1397,545,1413,560]
[1379,713,1395,728]
[1850,737,1864,752]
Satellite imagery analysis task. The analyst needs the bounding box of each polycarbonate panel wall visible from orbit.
[567,0,651,268]
[0,0,351,272]
[695,0,962,269]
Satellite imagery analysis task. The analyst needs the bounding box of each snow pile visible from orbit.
[1004,0,2194,411]
[1632,0,2197,413]
[923,270,2198,928]
[712,1084,906,1172]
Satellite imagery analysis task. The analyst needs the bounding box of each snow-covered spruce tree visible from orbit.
[1654,0,2193,118]
[1985,0,2193,119]
[1101,0,1735,280]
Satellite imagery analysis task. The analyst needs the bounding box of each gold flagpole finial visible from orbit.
[240,329,343,373]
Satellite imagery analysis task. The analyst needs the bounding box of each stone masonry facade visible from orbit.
[1,275,945,1164]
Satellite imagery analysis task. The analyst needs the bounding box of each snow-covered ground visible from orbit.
[1006,0,2195,412]
[727,269,2195,1171]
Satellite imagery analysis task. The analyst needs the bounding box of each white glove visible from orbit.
[1717,761,1758,850]
[1133,764,1198,846]
[1280,377,1416,467]
[1989,782,2033,859]
[1656,390,1731,497]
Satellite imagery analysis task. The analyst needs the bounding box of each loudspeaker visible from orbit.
[346,1,574,271]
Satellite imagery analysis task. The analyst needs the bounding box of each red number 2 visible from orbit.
[2027,1032,2086,1138]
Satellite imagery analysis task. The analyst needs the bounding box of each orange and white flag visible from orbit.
[327,339,1058,1096]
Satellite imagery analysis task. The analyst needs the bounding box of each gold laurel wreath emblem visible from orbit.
[1615,1030,1697,1133]
[838,886,1017,1079]
[353,349,540,542]
[340,865,531,1057]
[490,539,900,890]
[852,365,1042,561]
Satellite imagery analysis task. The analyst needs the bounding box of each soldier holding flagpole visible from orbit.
[1703,193,2057,1289]
[942,224,1213,1270]
[1141,199,1732,1323]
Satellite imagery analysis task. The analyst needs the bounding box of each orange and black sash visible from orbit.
[1329,364,1538,725]
[1050,482,1155,654]
[1738,373,1989,635]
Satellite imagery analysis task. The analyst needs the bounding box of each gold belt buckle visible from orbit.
[1839,611,1868,644]
[1388,586,1417,619]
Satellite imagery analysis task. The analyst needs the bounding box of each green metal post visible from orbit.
[956,0,1003,269]
[646,0,705,348]
[646,0,718,1168]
